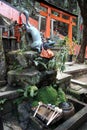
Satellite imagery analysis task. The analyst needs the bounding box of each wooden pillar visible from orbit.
[45,7,51,38]
[68,16,73,55]
[68,16,72,42]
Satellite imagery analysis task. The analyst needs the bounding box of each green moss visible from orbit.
[33,86,58,105]
[31,86,67,107]
[32,101,38,107]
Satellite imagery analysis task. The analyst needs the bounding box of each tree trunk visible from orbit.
[76,0,87,63]
[77,23,87,63]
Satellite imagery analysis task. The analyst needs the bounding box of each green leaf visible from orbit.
[30,89,34,97]
[24,90,28,97]
[0,99,7,104]
[17,89,24,93]
[30,86,38,97]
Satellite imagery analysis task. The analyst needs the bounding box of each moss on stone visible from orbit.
[32,86,58,106]
[31,86,67,107]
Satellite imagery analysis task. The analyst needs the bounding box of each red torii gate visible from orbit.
[37,0,77,54]
[39,2,77,40]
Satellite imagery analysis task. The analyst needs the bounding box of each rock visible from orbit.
[7,50,28,69]
[38,70,57,87]
[7,50,38,70]
[17,101,41,130]
[3,122,22,130]
[23,51,38,59]
[7,68,41,87]
[18,101,31,130]
[24,51,38,67]
[16,53,28,68]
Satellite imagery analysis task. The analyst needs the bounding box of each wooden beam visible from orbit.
[51,14,70,24]
[40,2,76,19]
[51,14,75,26]
[40,11,76,26]
[39,10,48,17]
[40,3,76,26]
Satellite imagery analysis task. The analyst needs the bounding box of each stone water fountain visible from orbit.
[0,10,87,130]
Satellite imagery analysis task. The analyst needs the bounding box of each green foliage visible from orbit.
[17,85,38,98]
[47,58,56,70]
[14,96,26,105]
[15,85,38,105]
[32,101,38,107]
[33,45,68,72]
[57,88,67,105]
[73,37,78,44]
[54,37,69,72]
[15,85,67,107]
[34,57,47,70]
[12,62,19,69]
[31,86,67,107]
[0,98,7,111]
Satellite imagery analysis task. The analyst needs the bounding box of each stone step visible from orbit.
[64,64,87,78]
[71,79,87,88]
[67,83,87,102]
[0,86,19,115]
[68,83,87,94]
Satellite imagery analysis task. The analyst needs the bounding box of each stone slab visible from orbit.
[71,79,87,88]
[56,72,72,81]
[65,64,87,73]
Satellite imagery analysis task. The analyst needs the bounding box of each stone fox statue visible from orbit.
[20,10,42,52]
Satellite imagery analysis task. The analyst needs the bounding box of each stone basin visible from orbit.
[54,97,87,130]
[29,97,87,130]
